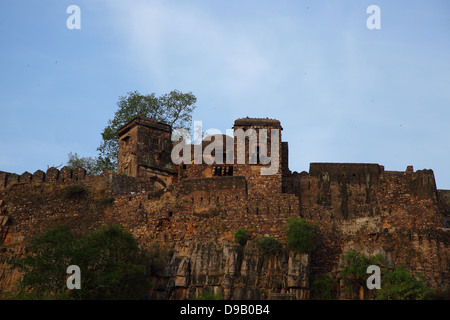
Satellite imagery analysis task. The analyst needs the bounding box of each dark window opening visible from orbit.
[122,136,130,147]
[213,166,233,176]
[256,146,260,164]
[168,211,173,217]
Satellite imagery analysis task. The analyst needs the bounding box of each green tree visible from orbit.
[234,228,250,246]
[339,249,385,298]
[257,236,281,256]
[74,225,149,300]
[66,152,102,175]
[97,90,197,171]
[312,273,335,300]
[12,225,150,300]
[12,226,79,299]
[376,265,435,300]
[285,216,316,254]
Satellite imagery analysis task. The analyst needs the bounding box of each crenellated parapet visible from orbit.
[0,167,87,191]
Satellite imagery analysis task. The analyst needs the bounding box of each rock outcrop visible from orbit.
[149,241,309,300]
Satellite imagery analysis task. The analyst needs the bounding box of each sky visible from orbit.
[1,0,450,188]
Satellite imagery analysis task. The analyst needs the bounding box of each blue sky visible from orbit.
[1,1,450,188]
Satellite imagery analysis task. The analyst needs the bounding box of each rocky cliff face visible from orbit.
[148,241,309,300]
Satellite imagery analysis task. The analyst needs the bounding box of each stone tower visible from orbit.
[232,117,288,195]
[117,116,175,188]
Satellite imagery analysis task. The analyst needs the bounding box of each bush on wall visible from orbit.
[285,216,316,254]
[257,236,281,256]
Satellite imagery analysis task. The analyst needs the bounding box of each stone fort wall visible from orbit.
[0,161,449,297]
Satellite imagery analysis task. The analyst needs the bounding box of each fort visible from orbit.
[0,116,449,299]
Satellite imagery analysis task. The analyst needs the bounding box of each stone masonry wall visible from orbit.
[1,161,449,298]
[0,171,302,298]
[289,164,450,291]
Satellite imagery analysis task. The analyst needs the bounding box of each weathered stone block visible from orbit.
[60,166,72,181]
[19,171,32,183]
[45,167,59,182]
[32,170,45,183]
[0,171,8,189]
[6,173,19,187]
[73,167,86,180]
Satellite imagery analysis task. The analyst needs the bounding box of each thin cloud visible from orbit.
[109,1,272,95]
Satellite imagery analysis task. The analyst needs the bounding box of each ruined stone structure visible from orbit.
[117,116,175,188]
[0,116,449,299]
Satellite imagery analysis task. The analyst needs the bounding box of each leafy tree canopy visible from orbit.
[376,265,435,300]
[257,236,281,256]
[234,228,250,246]
[12,225,150,300]
[67,90,197,174]
[339,249,385,287]
[67,152,102,175]
[285,216,317,254]
[97,90,196,171]
[312,273,335,300]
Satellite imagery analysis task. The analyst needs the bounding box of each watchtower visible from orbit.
[231,117,288,195]
[117,116,175,188]
[232,117,285,172]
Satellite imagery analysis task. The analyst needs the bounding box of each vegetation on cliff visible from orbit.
[339,249,385,298]
[257,236,282,256]
[10,225,150,300]
[285,217,317,254]
[376,265,435,300]
[234,228,250,246]
[311,273,335,300]
[339,250,435,300]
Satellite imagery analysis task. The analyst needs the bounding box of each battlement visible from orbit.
[309,163,382,186]
[0,167,87,191]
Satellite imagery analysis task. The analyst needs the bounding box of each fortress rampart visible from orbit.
[1,116,449,299]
